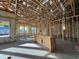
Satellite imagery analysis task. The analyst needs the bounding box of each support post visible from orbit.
[10,19,16,41]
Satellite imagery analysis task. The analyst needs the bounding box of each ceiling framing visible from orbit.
[0,0,77,25]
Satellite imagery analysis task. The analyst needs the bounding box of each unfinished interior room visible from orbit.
[0,0,79,59]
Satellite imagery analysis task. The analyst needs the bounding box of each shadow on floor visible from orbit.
[0,40,34,50]
[16,46,47,51]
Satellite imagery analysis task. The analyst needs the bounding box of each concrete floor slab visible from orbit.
[0,39,79,59]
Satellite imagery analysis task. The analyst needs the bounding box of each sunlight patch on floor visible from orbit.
[1,47,60,59]
[47,53,59,59]
[19,43,41,48]
[1,47,49,57]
